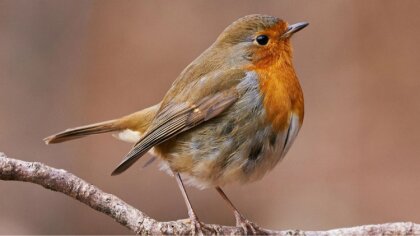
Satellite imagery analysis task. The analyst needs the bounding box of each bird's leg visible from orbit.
[175,173,204,235]
[216,186,263,235]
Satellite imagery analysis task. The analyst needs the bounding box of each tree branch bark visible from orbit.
[0,152,418,235]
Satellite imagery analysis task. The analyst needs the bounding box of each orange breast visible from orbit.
[247,58,304,132]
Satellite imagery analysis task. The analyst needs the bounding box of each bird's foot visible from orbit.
[180,216,206,235]
[235,212,264,235]
[191,218,205,236]
[180,215,208,236]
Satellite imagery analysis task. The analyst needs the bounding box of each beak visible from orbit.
[281,22,309,39]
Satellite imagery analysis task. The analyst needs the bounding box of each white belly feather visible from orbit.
[279,112,301,159]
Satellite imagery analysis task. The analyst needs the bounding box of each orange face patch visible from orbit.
[250,21,291,68]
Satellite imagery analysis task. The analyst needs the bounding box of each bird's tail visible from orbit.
[43,103,161,145]
[44,119,120,144]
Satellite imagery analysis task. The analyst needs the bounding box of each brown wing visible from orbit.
[111,89,238,175]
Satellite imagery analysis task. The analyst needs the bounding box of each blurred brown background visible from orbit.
[1,0,420,234]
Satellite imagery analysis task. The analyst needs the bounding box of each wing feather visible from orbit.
[111,89,238,175]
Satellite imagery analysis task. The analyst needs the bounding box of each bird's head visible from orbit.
[214,14,308,69]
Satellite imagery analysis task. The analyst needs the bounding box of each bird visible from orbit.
[44,14,308,234]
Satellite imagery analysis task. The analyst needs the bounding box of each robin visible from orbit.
[45,14,308,234]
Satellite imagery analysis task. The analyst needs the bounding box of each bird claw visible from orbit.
[180,218,205,235]
[191,219,205,236]
[235,213,264,235]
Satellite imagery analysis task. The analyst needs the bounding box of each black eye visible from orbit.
[256,35,269,45]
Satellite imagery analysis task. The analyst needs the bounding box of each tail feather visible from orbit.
[44,119,120,144]
[44,103,161,147]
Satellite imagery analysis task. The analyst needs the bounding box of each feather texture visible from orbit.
[111,89,238,175]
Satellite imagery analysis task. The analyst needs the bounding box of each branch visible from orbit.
[0,152,419,235]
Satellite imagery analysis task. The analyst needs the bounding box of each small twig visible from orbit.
[0,152,419,235]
